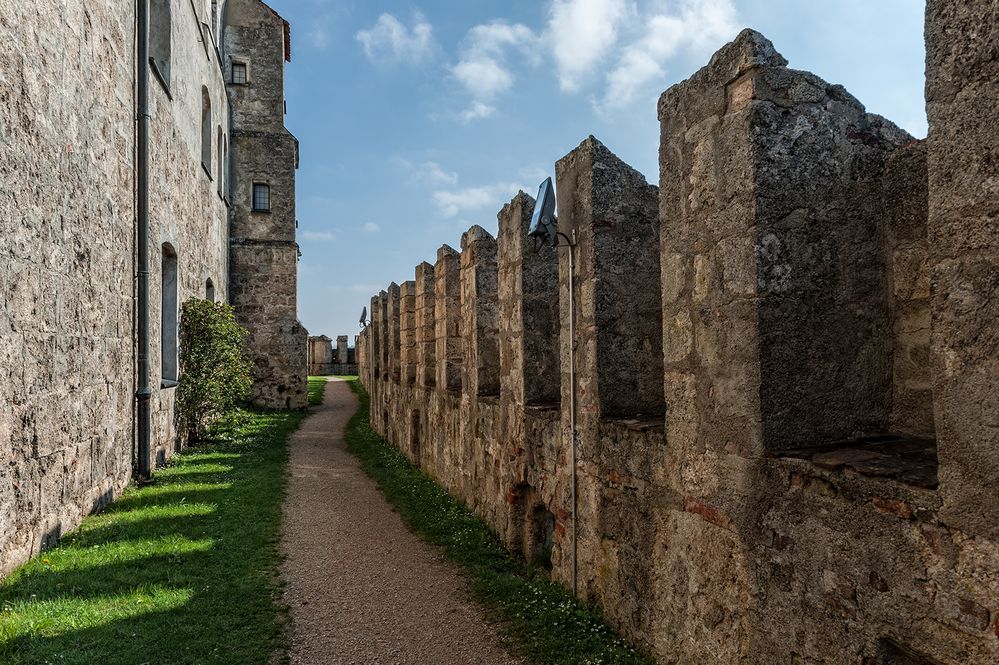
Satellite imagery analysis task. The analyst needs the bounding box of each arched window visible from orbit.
[216,127,224,194]
[150,0,172,89]
[201,87,212,174]
[161,243,179,383]
[206,278,215,302]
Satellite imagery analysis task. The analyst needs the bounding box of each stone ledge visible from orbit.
[781,434,938,490]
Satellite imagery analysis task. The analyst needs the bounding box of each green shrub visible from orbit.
[177,298,253,442]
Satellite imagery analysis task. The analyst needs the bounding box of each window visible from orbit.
[232,62,247,85]
[216,127,224,195]
[161,243,179,383]
[252,183,270,211]
[150,0,172,89]
[201,87,212,174]
[206,278,215,302]
[223,135,229,198]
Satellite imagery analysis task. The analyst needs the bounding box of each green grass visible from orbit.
[0,408,307,665]
[307,375,328,406]
[343,379,655,665]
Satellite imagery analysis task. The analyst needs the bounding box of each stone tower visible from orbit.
[224,0,308,409]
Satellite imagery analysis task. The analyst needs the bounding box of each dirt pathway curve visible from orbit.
[281,378,523,665]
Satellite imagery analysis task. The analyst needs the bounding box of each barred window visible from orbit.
[232,62,247,85]
[252,183,270,211]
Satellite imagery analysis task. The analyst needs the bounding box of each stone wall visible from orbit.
[358,23,999,665]
[149,0,233,465]
[925,0,999,544]
[1,0,303,576]
[0,0,137,577]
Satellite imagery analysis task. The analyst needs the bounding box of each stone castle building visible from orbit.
[358,4,998,664]
[0,0,307,576]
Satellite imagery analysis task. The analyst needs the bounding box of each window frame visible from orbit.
[231,61,248,85]
[252,182,271,212]
[149,0,173,95]
[217,127,224,196]
[201,87,212,177]
[161,243,180,386]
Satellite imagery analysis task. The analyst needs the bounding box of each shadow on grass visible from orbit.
[0,409,306,665]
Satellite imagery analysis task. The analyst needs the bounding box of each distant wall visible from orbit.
[308,334,358,376]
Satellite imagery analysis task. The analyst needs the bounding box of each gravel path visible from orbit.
[280,378,524,665]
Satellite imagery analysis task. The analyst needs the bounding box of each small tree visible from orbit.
[177,298,253,442]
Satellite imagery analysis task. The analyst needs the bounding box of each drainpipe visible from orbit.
[135,0,152,481]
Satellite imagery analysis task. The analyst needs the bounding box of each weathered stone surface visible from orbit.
[308,335,336,375]
[925,0,999,542]
[460,226,499,397]
[387,282,401,384]
[434,245,462,393]
[400,281,417,385]
[557,136,664,421]
[336,336,351,368]
[415,262,437,388]
[883,142,934,438]
[498,191,561,408]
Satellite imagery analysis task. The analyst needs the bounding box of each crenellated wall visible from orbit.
[308,334,357,375]
[358,21,998,665]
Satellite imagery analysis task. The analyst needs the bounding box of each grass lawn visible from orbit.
[0,377,328,665]
[343,378,655,665]
[307,375,328,406]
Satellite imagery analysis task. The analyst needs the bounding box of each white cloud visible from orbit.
[451,21,538,121]
[363,222,381,233]
[602,0,739,109]
[453,58,514,99]
[460,102,496,123]
[392,158,461,186]
[421,162,459,186]
[308,24,330,50]
[302,230,337,242]
[433,182,528,218]
[548,0,630,92]
[356,13,437,64]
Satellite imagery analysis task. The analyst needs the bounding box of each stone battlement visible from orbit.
[308,334,358,376]
[357,12,998,665]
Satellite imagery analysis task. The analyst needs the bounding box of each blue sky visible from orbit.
[267,0,928,340]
